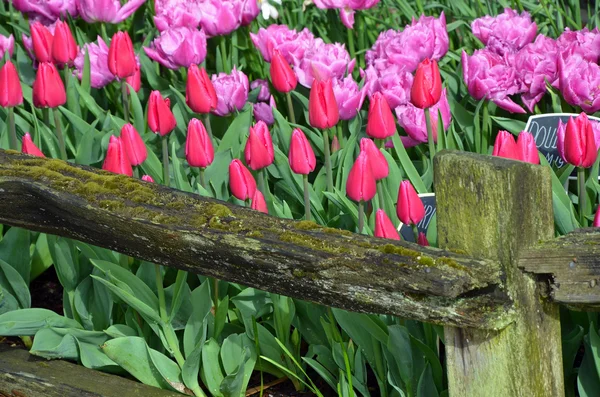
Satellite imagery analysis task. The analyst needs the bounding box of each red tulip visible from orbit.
[270,49,297,93]
[559,113,598,168]
[492,130,518,160]
[142,175,154,182]
[52,21,78,65]
[120,123,147,166]
[411,58,442,109]
[594,206,600,227]
[21,133,44,157]
[107,31,136,78]
[229,159,257,200]
[397,180,425,226]
[374,209,400,240]
[186,118,214,168]
[346,151,376,202]
[360,138,389,180]
[309,79,339,129]
[0,61,23,107]
[32,62,66,108]
[103,136,133,176]
[516,132,539,165]
[126,64,141,93]
[251,190,268,214]
[245,121,274,170]
[366,92,396,139]
[417,232,429,246]
[289,128,316,175]
[30,22,54,63]
[186,64,217,114]
[148,90,177,136]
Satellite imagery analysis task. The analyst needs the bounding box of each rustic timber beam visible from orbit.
[0,150,512,329]
[519,228,600,309]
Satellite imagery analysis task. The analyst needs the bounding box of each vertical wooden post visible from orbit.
[434,151,564,396]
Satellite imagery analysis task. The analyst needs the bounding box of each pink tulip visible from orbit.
[397,180,425,226]
[77,0,145,23]
[492,130,518,161]
[594,206,600,227]
[244,121,274,170]
[198,0,244,37]
[144,27,207,70]
[516,132,539,165]
[471,8,537,55]
[153,0,203,32]
[362,64,414,109]
[103,136,133,176]
[229,159,257,200]
[417,232,429,246]
[250,24,315,63]
[557,113,598,168]
[346,151,376,202]
[289,128,316,175]
[142,175,155,182]
[374,209,400,240]
[557,28,600,64]
[333,76,365,121]
[186,118,214,168]
[251,190,268,214]
[12,0,77,23]
[74,36,117,89]
[396,89,451,148]
[253,98,276,126]
[558,54,600,113]
[211,68,249,116]
[359,138,388,180]
[294,40,355,88]
[366,92,396,140]
[120,124,147,166]
[21,133,44,157]
[251,79,271,102]
[0,34,14,60]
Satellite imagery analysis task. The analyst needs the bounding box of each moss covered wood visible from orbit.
[0,344,182,397]
[519,228,600,308]
[435,151,564,397]
[0,150,511,329]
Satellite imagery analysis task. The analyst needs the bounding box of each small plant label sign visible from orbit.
[525,113,600,168]
[398,193,436,243]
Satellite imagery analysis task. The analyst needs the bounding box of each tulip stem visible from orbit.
[578,166,587,227]
[203,113,213,140]
[482,100,490,154]
[121,80,130,124]
[303,174,311,221]
[199,168,206,189]
[323,129,334,192]
[286,92,296,124]
[377,180,385,210]
[7,107,17,151]
[412,225,419,243]
[358,201,365,234]
[357,13,366,70]
[258,168,266,196]
[162,136,170,187]
[347,26,356,62]
[424,108,435,167]
[154,264,168,322]
[53,108,68,161]
[213,278,219,315]
[220,37,229,74]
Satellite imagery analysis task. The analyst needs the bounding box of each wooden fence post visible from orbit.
[434,151,564,396]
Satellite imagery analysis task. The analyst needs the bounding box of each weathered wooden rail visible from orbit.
[0,148,598,396]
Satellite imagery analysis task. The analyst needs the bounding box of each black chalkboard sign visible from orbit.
[525,113,600,168]
[398,193,436,243]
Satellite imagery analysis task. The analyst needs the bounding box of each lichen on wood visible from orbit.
[0,150,512,329]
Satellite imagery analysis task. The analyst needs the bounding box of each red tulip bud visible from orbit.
[103,136,133,176]
[289,128,316,175]
[396,180,425,226]
[126,64,141,93]
[359,138,389,180]
[186,64,217,114]
[245,120,274,170]
[594,206,600,227]
[331,135,341,153]
[52,20,78,65]
[21,133,44,157]
[148,90,176,136]
[251,190,268,214]
[346,151,376,202]
[374,209,400,240]
[560,113,597,168]
[0,61,23,107]
[516,132,539,165]
[30,22,54,63]
[142,175,154,182]
[417,232,429,246]
[186,118,214,168]
[309,79,339,129]
[492,130,518,160]
[107,31,136,79]
[120,123,147,166]
[229,159,257,200]
[33,62,66,108]
[411,58,442,109]
[270,49,297,93]
[366,92,396,139]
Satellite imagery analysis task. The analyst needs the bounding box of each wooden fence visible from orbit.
[0,148,597,396]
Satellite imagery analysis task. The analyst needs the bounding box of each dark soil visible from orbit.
[30,266,63,314]
[246,372,329,397]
